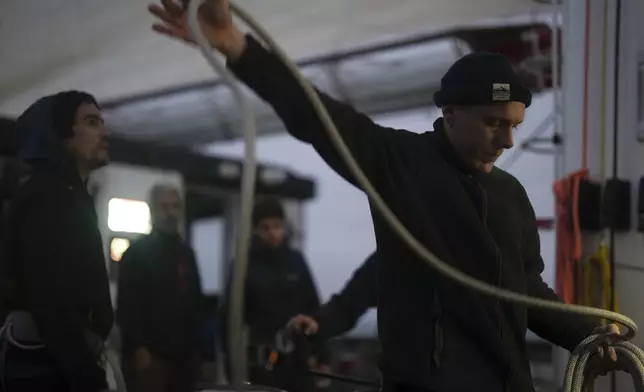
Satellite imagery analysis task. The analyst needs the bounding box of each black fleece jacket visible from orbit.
[312,252,378,341]
[7,166,113,392]
[4,95,113,392]
[221,241,328,363]
[117,230,204,359]
[228,35,600,392]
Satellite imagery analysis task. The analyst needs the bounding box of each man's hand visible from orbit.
[588,324,621,376]
[592,324,620,361]
[287,314,319,336]
[148,0,246,59]
[134,347,152,371]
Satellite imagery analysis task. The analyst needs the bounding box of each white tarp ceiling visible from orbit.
[0,0,545,117]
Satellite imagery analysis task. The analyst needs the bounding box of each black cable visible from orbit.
[306,369,381,388]
[610,1,623,391]
[615,262,644,274]
[277,330,381,389]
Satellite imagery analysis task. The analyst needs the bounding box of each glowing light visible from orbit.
[107,198,151,234]
[110,237,131,262]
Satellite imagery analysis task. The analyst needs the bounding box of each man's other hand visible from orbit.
[287,314,319,336]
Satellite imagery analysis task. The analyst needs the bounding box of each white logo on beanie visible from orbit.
[492,83,511,101]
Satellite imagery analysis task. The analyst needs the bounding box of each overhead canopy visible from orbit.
[108,136,316,200]
[0,0,548,144]
[103,21,555,146]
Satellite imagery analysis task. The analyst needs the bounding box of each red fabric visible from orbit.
[553,169,588,305]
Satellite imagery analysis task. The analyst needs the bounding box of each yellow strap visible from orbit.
[583,244,618,324]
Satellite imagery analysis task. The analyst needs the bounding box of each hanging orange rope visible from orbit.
[554,169,588,304]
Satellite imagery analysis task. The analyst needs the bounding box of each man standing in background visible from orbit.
[221,197,329,392]
[1,91,113,392]
[117,184,204,392]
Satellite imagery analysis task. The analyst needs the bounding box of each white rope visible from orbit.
[187,2,257,390]
[187,1,644,390]
[105,347,128,392]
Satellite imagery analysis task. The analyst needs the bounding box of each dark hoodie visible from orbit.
[117,228,204,359]
[228,35,600,392]
[312,252,378,341]
[4,92,113,392]
[221,238,327,361]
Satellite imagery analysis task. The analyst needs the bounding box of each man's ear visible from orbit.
[442,106,455,128]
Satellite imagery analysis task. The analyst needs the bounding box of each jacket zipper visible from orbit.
[476,181,504,341]
[477,181,515,390]
[469,178,523,390]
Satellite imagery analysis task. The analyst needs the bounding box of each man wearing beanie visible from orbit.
[150,3,619,391]
[0,91,113,392]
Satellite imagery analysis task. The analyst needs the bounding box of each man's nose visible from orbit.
[496,127,514,150]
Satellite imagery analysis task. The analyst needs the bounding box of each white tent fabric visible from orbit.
[0,0,544,116]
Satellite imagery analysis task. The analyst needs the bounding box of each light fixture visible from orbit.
[107,198,151,234]
[110,237,131,262]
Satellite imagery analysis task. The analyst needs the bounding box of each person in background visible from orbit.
[220,197,329,392]
[1,91,113,392]
[288,252,378,341]
[117,184,204,392]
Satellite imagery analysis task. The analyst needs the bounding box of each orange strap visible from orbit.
[553,169,588,304]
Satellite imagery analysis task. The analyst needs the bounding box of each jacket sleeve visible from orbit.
[228,35,416,189]
[297,253,323,315]
[116,244,150,349]
[188,248,205,325]
[17,188,108,392]
[519,184,599,351]
[312,252,378,341]
[190,248,204,300]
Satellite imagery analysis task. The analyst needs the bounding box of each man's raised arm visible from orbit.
[149,0,418,188]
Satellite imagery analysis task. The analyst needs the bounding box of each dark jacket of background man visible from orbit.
[3,92,113,392]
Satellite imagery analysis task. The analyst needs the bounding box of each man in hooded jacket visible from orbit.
[0,91,113,392]
[220,197,328,392]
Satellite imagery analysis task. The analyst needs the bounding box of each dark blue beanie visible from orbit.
[433,52,532,108]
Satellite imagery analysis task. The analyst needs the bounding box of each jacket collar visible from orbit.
[28,156,87,191]
[432,118,484,180]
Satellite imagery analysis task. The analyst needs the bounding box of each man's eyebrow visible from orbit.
[484,115,524,126]
[85,114,104,123]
